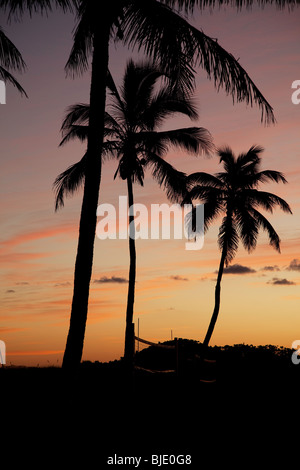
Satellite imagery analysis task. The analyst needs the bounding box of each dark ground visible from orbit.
[1,342,298,468]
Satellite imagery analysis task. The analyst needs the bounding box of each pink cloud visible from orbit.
[0,224,76,252]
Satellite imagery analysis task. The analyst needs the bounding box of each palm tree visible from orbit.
[0,25,27,97]
[185,145,292,353]
[60,0,282,370]
[54,59,214,364]
[1,0,287,370]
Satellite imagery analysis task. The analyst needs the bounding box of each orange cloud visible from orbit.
[0,223,77,252]
[0,327,27,333]
[0,252,52,265]
[7,350,64,356]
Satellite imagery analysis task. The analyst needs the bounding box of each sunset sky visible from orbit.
[0,4,299,366]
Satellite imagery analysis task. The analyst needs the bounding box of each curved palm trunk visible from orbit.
[124,176,136,365]
[62,24,110,370]
[202,244,227,352]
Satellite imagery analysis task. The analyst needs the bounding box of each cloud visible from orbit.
[7,350,64,357]
[267,277,296,286]
[94,276,128,284]
[15,282,30,285]
[170,275,189,281]
[286,259,300,272]
[261,265,280,272]
[198,276,210,281]
[5,289,15,293]
[0,252,51,264]
[223,264,256,274]
[0,224,75,252]
[54,282,71,287]
[0,327,27,333]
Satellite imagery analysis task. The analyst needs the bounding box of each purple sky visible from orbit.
[0,4,299,365]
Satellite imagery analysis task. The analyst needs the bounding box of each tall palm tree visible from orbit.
[1,0,287,370]
[185,145,292,352]
[54,59,214,364]
[0,26,27,97]
[62,1,279,370]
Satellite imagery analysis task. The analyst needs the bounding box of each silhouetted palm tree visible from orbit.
[1,0,288,369]
[186,145,292,352]
[54,60,214,364]
[62,1,279,369]
[0,26,27,96]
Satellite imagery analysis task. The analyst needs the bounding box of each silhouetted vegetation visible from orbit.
[186,146,292,351]
[1,341,298,463]
[135,340,298,387]
[0,25,27,96]
[54,60,213,366]
[1,0,281,371]
[1,342,298,397]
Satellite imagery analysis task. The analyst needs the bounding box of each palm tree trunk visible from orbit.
[62,24,110,370]
[202,244,227,352]
[124,176,136,365]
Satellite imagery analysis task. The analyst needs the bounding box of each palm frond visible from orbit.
[235,207,259,252]
[59,107,121,146]
[217,146,236,174]
[64,1,126,77]
[250,208,281,252]
[244,189,292,214]
[184,183,224,208]
[0,26,26,72]
[185,185,225,234]
[122,1,201,92]
[132,160,145,186]
[102,140,120,159]
[104,112,123,137]
[160,0,300,10]
[189,26,275,124]
[203,197,224,231]
[218,215,239,265]
[0,64,27,96]
[65,3,93,77]
[140,87,199,129]
[59,124,88,146]
[140,127,214,156]
[54,140,119,211]
[236,145,263,172]
[0,26,27,96]
[159,0,201,12]
[124,1,275,123]
[107,68,124,113]
[60,103,90,131]
[166,0,300,9]
[53,153,86,211]
[0,0,78,20]
[185,197,222,237]
[146,152,188,203]
[186,172,224,189]
[248,169,288,186]
[121,59,165,120]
